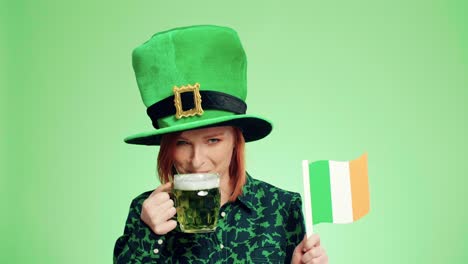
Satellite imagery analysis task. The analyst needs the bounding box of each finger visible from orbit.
[165,206,177,220]
[297,234,307,252]
[302,246,326,263]
[142,194,172,221]
[310,246,325,258]
[157,198,175,214]
[153,219,177,235]
[152,192,171,205]
[307,254,328,264]
[303,234,321,251]
[301,248,314,263]
[301,249,323,263]
[148,199,175,223]
[150,182,173,197]
[151,206,177,226]
[141,195,167,218]
[291,236,307,264]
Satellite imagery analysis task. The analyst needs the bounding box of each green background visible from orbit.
[2,0,467,263]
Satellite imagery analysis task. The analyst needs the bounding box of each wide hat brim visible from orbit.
[124,114,272,145]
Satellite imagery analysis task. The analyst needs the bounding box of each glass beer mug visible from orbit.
[172,173,221,233]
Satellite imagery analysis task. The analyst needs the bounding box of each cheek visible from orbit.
[173,149,187,164]
[215,147,234,168]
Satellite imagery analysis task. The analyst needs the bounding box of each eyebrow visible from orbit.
[176,132,225,141]
[202,132,225,139]
[176,136,189,141]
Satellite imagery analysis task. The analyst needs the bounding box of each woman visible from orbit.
[114,25,328,263]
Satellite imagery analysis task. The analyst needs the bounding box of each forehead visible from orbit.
[179,126,234,138]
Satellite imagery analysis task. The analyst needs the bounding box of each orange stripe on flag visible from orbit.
[350,153,370,221]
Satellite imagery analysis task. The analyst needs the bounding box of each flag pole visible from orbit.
[302,160,314,237]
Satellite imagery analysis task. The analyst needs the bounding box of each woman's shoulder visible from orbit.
[246,174,302,203]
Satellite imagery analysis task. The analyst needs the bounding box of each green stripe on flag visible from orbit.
[309,160,333,224]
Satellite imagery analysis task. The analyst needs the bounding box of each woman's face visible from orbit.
[173,126,236,178]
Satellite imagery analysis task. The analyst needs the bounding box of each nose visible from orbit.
[190,144,206,170]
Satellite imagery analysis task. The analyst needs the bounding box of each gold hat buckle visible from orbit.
[173,83,204,119]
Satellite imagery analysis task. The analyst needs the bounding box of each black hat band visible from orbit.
[147,90,247,129]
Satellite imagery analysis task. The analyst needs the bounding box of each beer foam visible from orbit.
[174,174,219,191]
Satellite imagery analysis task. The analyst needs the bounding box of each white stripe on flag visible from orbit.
[302,160,313,237]
[329,161,353,223]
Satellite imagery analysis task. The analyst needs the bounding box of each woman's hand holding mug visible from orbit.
[140,182,177,235]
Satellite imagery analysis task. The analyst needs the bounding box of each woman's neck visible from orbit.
[219,174,233,206]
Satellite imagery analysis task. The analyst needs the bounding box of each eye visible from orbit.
[207,138,220,144]
[176,140,189,146]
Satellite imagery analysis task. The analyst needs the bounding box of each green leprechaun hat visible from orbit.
[124,25,272,145]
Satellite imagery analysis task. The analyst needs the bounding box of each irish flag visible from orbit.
[302,153,370,235]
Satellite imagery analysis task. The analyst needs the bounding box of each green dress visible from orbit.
[114,174,305,263]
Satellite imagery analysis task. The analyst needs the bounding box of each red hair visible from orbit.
[157,127,246,202]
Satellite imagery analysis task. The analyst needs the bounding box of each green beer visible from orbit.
[173,174,220,233]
